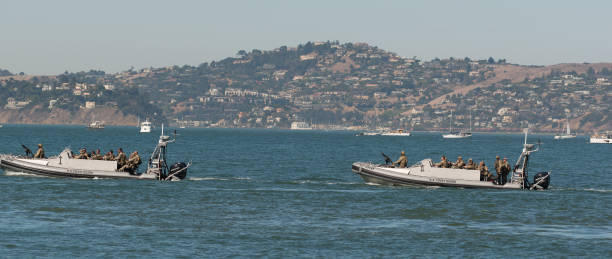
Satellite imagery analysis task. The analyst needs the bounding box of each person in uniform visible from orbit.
[120,150,141,173]
[464,158,476,170]
[74,148,89,159]
[452,156,465,169]
[494,156,502,183]
[103,150,114,160]
[34,144,45,159]
[92,149,103,160]
[478,161,490,181]
[393,151,408,168]
[115,148,127,170]
[500,158,511,185]
[435,156,448,167]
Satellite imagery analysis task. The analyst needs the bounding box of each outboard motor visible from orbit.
[531,172,550,190]
[168,162,188,180]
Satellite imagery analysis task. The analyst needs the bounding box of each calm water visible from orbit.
[0,125,610,258]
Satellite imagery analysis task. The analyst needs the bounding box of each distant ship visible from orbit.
[140,119,152,133]
[554,120,576,139]
[291,121,312,130]
[442,110,471,139]
[590,131,611,144]
[380,129,411,136]
[87,121,105,129]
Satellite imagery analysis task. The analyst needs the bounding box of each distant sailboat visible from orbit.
[442,110,471,138]
[554,119,576,139]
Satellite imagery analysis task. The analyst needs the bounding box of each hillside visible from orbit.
[1,41,611,132]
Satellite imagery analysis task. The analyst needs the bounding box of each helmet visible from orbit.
[401,151,405,155]
[38,144,42,147]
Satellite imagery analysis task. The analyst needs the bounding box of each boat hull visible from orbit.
[590,137,611,143]
[352,162,521,189]
[0,157,157,180]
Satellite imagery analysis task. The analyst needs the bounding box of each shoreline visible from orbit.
[0,123,596,136]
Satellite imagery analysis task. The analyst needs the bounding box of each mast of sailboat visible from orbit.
[566,119,571,135]
[469,110,472,133]
[449,110,453,133]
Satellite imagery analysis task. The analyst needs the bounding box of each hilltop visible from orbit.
[1,41,611,132]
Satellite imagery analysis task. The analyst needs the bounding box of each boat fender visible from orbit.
[169,162,188,180]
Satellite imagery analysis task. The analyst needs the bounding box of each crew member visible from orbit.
[478,161,490,181]
[500,158,511,185]
[435,156,449,168]
[452,156,465,169]
[464,158,476,170]
[494,156,502,183]
[103,150,114,160]
[393,151,408,168]
[115,148,127,170]
[74,148,89,159]
[34,144,45,159]
[120,150,141,173]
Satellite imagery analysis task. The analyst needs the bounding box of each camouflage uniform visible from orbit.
[478,162,490,181]
[34,144,45,159]
[120,151,141,172]
[435,156,447,167]
[494,156,502,181]
[500,158,511,185]
[115,149,127,170]
[452,156,465,169]
[74,149,89,159]
[394,151,408,168]
[464,159,476,170]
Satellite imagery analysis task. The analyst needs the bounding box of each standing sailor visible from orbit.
[500,158,511,185]
[494,156,502,184]
[393,151,408,168]
[34,144,45,158]
[478,161,490,181]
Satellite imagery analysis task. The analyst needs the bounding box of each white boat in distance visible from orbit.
[87,121,105,129]
[140,119,152,133]
[291,121,312,130]
[352,129,550,190]
[380,129,411,136]
[590,131,611,143]
[554,120,576,139]
[442,110,471,138]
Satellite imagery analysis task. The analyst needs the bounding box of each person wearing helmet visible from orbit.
[393,151,408,168]
[464,158,476,170]
[34,144,45,158]
[452,156,465,169]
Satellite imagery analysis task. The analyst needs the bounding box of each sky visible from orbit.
[1,0,611,75]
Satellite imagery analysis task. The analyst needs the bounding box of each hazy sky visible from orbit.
[2,0,611,75]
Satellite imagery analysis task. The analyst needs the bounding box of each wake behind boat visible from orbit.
[0,126,190,181]
[352,129,550,190]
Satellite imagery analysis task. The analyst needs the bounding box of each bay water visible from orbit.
[0,125,610,257]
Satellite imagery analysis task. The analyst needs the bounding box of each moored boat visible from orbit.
[554,120,576,139]
[380,129,411,136]
[0,125,190,181]
[352,129,550,190]
[590,131,611,143]
[140,119,152,133]
[87,121,105,129]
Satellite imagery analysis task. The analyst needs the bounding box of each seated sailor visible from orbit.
[119,150,141,172]
[435,156,450,168]
[114,148,127,170]
[452,156,465,169]
[34,144,45,159]
[393,151,408,168]
[103,150,114,160]
[464,158,476,170]
[74,148,89,159]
